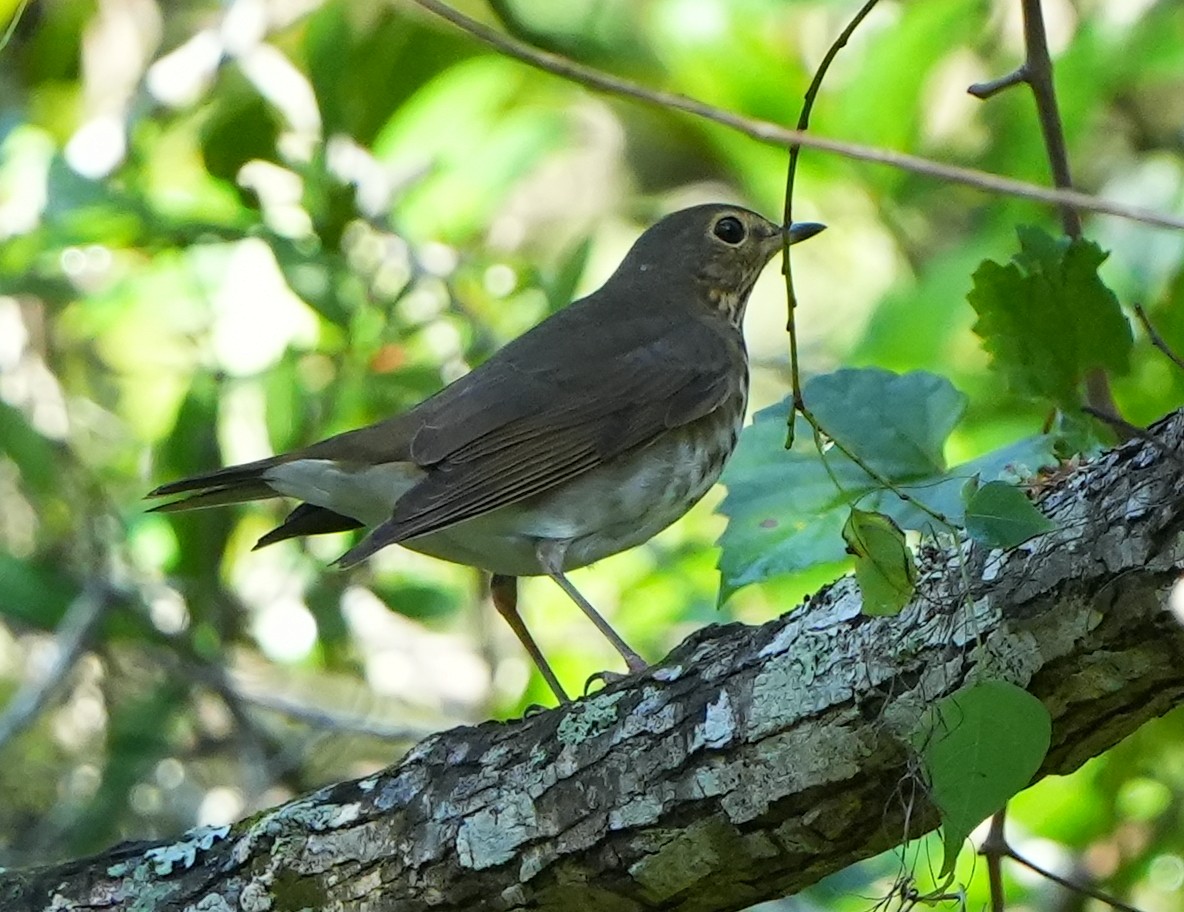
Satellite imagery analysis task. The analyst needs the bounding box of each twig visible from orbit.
[782,0,880,446]
[969,2,1079,237]
[405,0,1184,232]
[486,0,561,55]
[968,69,1028,99]
[1008,849,1142,912]
[1082,406,1184,471]
[980,810,1008,912]
[232,686,444,743]
[1018,0,1117,418]
[968,0,1121,420]
[0,0,30,53]
[1135,303,1184,372]
[797,400,955,530]
[0,584,112,751]
[1018,0,1081,239]
[979,806,1144,912]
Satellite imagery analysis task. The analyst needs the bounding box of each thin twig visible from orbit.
[969,0,1121,420]
[980,810,1008,912]
[1135,303,1184,372]
[1006,850,1143,912]
[1020,0,1118,418]
[1018,0,1081,239]
[968,68,1027,99]
[0,0,30,54]
[1082,406,1184,471]
[486,0,562,54]
[979,805,1144,912]
[233,686,444,743]
[798,401,954,530]
[782,0,880,447]
[0,584,112,750]
[405,0,1184,232]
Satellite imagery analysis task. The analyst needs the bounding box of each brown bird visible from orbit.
[148,204,824,702]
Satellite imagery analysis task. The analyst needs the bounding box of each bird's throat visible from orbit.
[707,287,750,327]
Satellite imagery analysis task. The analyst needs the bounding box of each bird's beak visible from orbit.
[784,222,827,245]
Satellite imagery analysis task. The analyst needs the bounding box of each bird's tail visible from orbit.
[146,458,281,513]
[147,459,365,550]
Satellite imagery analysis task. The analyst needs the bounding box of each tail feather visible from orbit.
[254,504,363,550]
[146,457,280,499]
[149,461,368,553]
[146,457,284,512]
[148,482,278,513]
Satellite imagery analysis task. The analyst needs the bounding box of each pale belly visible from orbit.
[265,410,742,577]
[407,421,736,575]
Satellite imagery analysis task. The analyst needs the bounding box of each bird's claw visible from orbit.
[584,669,630,695]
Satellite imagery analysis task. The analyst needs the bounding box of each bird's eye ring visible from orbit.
[713,216,746,245]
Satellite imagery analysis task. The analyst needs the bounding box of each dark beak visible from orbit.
[784,222,827,245]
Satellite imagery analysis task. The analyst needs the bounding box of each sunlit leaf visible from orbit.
[913,680,1051,876]
[969,226,1133,410]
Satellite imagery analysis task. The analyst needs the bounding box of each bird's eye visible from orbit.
[713,216,746,245]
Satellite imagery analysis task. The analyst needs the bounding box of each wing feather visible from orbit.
[335,315,743,565]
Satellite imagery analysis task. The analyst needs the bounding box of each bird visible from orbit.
[148,204,825,702]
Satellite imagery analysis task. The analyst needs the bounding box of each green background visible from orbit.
[0,0,1182,908]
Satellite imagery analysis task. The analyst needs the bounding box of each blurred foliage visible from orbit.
[0,0,1181,909]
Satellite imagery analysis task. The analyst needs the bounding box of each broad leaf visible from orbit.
[841,509,916,616]
[964,481,1055,549]
[968,226,1132,409]
[913,680,1052,876]
[716,369,1056,601]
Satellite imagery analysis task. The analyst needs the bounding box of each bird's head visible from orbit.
[610,204,825,325]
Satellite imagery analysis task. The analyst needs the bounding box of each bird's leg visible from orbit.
[536,542,648,675]
[490,574,570,703]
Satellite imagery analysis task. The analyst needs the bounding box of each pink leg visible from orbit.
[536,543,647,675]
[491,574,570,703]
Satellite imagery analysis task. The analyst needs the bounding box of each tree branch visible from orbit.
[968,0,1122,419]
[1136,303,1184,374]
[5,409,1184,911]
[402,0,1184,232]
[0,585,112,752]
[1015,0,1080,239]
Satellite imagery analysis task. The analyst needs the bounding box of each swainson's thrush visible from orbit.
[149,204,824,702]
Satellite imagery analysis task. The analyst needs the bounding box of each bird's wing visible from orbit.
[335,314,742,566]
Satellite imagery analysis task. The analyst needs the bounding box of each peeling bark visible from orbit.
[4,410,1184,912]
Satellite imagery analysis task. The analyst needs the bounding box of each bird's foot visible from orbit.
[584,651,650,694]
[583,669,632,695]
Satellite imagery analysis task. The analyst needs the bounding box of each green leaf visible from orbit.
[968,226,1133,409]
[841,509,916,616]
[373,56,567,239]
[0,552,78,628]
[913,680,1051,876]
[541,236,592,313]
[0,401,60,495]
[716,368,1057,601]
[964,481,1055,548]
[199,69,282,188]
[806,368,965,477]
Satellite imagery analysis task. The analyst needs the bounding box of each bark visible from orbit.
[4,409,1184,912]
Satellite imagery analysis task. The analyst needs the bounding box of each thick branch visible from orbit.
[5,410,1184,911]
